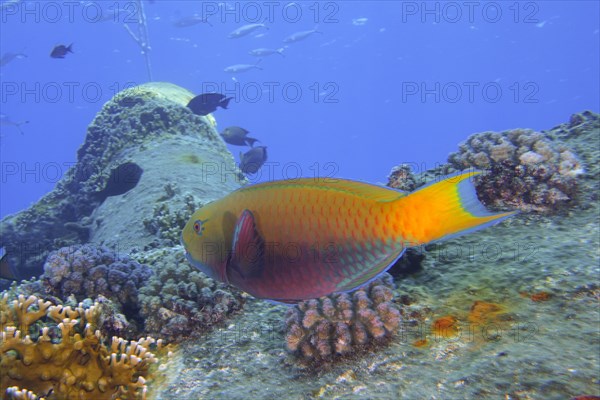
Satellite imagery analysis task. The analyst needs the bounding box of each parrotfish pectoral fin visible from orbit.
[229,209,265,278]
[396,170,517,245]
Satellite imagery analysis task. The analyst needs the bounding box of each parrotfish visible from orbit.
[182,171,515,303]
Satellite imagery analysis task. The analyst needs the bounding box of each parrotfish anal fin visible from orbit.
[229,209,265,278]
[335,248,406,294]
[244,178,407,202]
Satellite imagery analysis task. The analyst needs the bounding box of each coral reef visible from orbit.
[543,111,599,208]
[285,273,401,362]
[0,294,162,399]
[143,191,201,248]
[4,386,46,400]
[0,82,241,281]
[42,245,151,317]
[446,128,583,212]
[135,248,244,342]
[386,164,418,191]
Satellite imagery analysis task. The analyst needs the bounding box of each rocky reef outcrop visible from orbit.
[0,82,243,281]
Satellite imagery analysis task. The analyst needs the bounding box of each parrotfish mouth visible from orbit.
[183,247,230,284]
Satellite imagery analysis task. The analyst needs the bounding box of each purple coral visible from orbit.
[447,129,583,212]
[42,244,152,307]
[285,273,401,361]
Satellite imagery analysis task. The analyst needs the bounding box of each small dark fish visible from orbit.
[228,23,268,39]
[173,15,212,27]
[221,126,259,147]
[248,47,285,57]
[187,93,233,116]
[240,146,267,174]
[0,247,19,281]
[284,25,323,43]
[0,114,28,135]
[50,44,73,59]
[95,162,143,202]
[224,60,262,73]
[0,51,27,67]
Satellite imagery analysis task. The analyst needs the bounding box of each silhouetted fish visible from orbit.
[187,93,233,116]
[0,51,27,67]
[0,114,28,135]
[240,146,267,173]
[95,162,143,202]
[173,15,212,27]
[221,126,258,146]
[248,47,285,57]
[98,8,128,22]
[284,26,323,43]
[50,44,73,58]
[224,60,262,73]
[228,23,268,38]
[0,247,19,281]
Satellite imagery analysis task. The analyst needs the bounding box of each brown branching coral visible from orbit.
[285,273,401,362]
[0,294,162,400]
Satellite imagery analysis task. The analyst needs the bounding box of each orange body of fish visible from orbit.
[182,171,515,303]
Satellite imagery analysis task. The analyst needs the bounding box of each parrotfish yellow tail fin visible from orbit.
[394,170,516,246]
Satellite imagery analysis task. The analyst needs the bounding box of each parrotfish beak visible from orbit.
[181,232,229,284]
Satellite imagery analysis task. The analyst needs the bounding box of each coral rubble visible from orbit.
[285,273,401,362]
[447,128,583,212]
[0,294,161,399]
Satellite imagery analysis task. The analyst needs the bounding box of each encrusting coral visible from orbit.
[447,128,583,212]
[42,244,151,316]
[285,273,401,362]
[136,248,244,342]
[0,293,162,400]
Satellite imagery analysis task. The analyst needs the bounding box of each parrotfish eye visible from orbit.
[193,219,206,236]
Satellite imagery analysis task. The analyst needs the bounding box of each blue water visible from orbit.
[0,0,598,219]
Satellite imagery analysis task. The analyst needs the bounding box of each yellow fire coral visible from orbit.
[0,294,162,400]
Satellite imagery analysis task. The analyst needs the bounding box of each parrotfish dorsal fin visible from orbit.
[229,210,265,278]
[242,178,406,202]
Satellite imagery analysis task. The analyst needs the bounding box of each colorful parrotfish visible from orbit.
[182,171,515,303]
